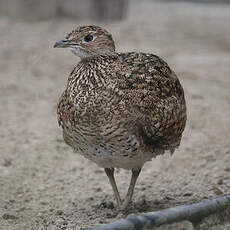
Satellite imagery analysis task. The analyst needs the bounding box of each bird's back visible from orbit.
[117,52,186,150]
[57,52,186,169]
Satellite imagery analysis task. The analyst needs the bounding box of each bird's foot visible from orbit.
[114,200,132,215]
[120,199,130,211]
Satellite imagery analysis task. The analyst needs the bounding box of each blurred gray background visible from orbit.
[0,0,129,21]
[0,0,229,21]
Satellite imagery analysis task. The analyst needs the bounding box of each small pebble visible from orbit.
[224,167,230,172]
[141,197,147,205]
[106,212,113,218]
[154,199,161,205]
[94,187,102,192]
[2,213,17,220]
[165,196,175,200]
[217,178,223,185]
[100,200,114,209]
[40,201,49,205]
[16,207,26,212]
[183,192,193,197]
[3,158,12,167]
[55,209,64,215]
[139,187,146,191]
[212,186,223,195]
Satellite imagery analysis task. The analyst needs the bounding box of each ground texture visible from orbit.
[0,1,230,229]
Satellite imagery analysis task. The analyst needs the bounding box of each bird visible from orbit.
[54,25,187,210]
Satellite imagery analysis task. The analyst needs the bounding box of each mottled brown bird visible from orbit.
[54,25,186,210]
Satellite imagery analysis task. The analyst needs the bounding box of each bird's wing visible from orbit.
[115,52,186,150]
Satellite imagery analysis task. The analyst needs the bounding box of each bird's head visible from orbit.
[54,25,116,59]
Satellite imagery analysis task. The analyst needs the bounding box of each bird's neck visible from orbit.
[80,50,118,61]
[67,55,119,94]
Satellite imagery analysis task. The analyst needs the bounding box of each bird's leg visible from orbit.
[121,168,141,210]
[104,168,122,208]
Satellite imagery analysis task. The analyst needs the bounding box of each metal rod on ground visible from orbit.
[86,195,230,230]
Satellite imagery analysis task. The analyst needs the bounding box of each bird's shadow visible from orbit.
[122,198,171,215]
[93,196,180,219]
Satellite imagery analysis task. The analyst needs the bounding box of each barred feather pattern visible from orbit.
[57,52,186,169]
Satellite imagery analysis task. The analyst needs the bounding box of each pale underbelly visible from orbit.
[62,125,164,169]
[75,146,154,169]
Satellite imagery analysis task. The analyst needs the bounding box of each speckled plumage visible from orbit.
[55,25,187,210]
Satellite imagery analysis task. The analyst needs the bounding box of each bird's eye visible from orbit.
[83,34,94,43]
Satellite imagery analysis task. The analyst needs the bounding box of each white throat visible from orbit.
[68,47,91,58]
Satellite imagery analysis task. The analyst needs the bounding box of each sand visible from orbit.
[0,1,230,229]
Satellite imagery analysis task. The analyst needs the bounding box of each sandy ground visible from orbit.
[0,1,230,229]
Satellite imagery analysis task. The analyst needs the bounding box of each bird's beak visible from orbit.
[54,39,72,48]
